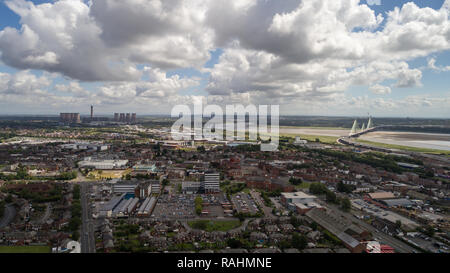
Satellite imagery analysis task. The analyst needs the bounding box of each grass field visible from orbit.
[188,220,241,232]
[280,126,348,130]
[354,139,450,155]
[280,133,339,145]
[87,169,131,179]
[0,246,51,253]
[296,181,312,190]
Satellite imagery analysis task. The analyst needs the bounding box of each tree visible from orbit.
[226,238,243,248]
[341,197,351,211]
[72,230,80,241]
[289,177,303,186]
[325,190,337,203]
[424,225,435,237]
[395,220,402,230]
[195,197,203,215]
[292,233,307,250]
[162,179,170,187]
[5,194,13,203]
[309,183,328,195]
[337,181,354,193]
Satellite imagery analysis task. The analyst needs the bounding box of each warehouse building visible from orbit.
[280,192,324,215]
[306,208,370,253]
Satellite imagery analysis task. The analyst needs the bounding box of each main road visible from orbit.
[80,183,96,253]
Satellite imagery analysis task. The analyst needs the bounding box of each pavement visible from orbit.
[80,183,96,253]
[0,204,16,228]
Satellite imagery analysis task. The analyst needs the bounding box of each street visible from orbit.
[80,183,96,253]
[250,190,276,219]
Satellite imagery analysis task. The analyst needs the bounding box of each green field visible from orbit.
[280,126,348,130]
[188,220,241,232]
[354,139,450,156]
[280,133,339,145]
[295,181,312,190]
[0,246,51,253]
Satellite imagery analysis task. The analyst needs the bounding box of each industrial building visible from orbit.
[135,182,152,199]
[60,113,81,123]
[280,192,324,215]
[112,183,137,194]
[137,196,157,217]
[100,194,126,218]
[306,208,370,253]
[78,158,128,170]
[114,112,137,123]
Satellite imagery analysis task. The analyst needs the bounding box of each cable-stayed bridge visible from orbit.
[348,117,378,137]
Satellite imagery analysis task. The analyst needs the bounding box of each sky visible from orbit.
[0,0,449,118]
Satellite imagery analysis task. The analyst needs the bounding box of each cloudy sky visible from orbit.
[0,0,449,117]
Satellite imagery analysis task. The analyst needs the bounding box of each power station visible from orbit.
[60,106,137,124]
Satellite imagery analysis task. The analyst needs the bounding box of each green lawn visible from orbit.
[280,126,348,130]
[296,182,312,190]
[354,139,450,155]
[0,246,51,253]
[281,133,339,145]
[188,220,241,232]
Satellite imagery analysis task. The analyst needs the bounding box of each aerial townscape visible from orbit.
[0,0,449,264]
[0,111,448,254]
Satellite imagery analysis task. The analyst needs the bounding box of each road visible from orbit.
[38,203,52,224]
[80,183,96,253]
[0,204,16,228]
[250,190,276,219]
[319,200,419,253]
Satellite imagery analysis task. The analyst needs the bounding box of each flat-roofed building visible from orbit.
[281,192,324,215]
[182,181,202,194]
[380,198,413,208]
[368,191,395,200]
[306,208,369,253]
[78,159,128,170]
[112,183,137,194]
[203,173,220,193]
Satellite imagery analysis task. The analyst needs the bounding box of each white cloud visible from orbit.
[369,84,392,95]
[0,0,449,116]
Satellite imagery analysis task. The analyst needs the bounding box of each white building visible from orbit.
[281,192,323,214]
[203,173,220,193]
[78,158,128,170]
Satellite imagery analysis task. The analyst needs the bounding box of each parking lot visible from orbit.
[151,193,231,219]
[152,194,196,219]
[231,192,259,214]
